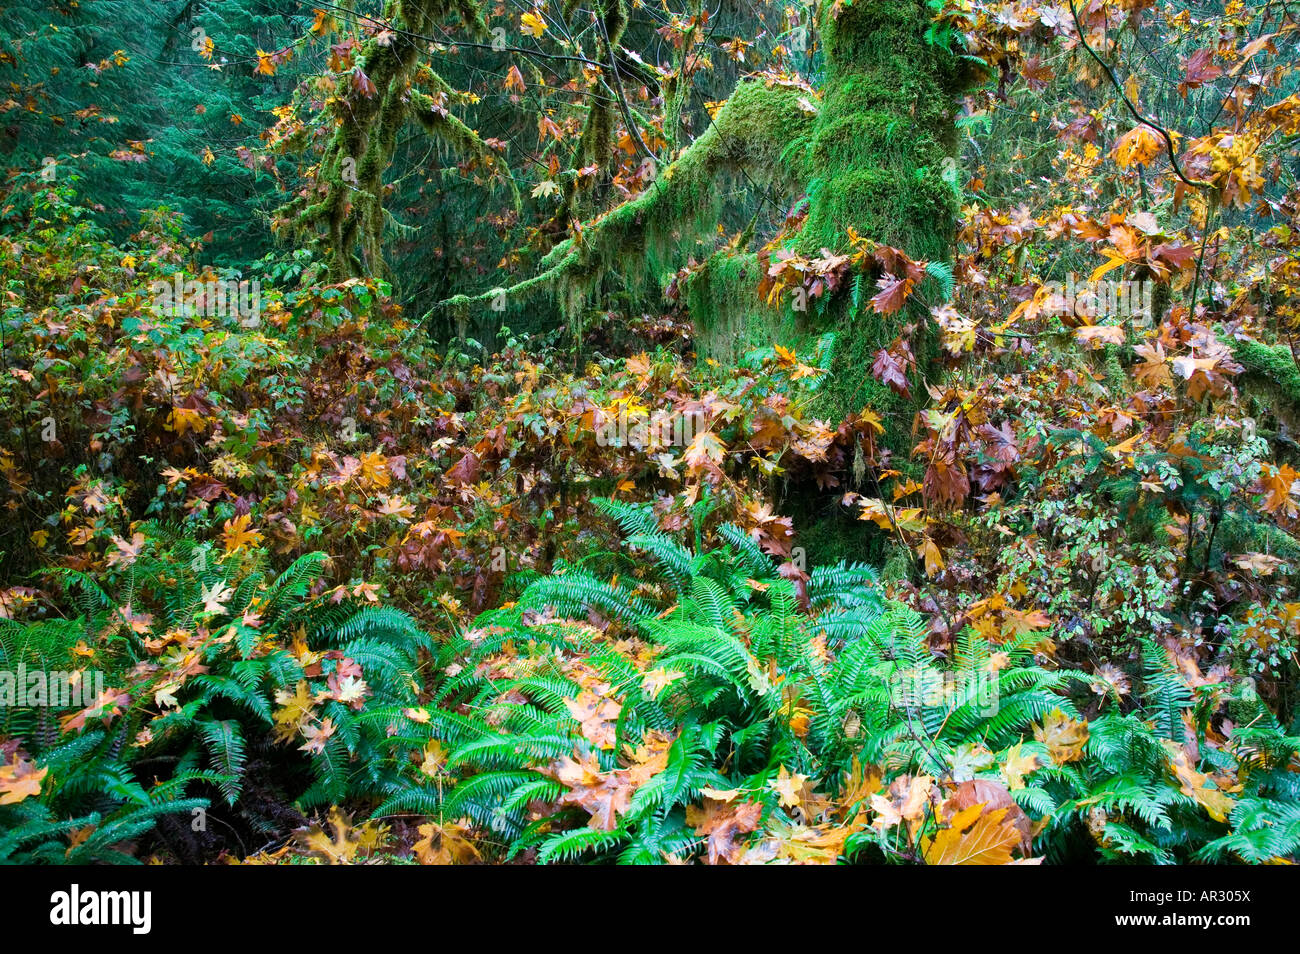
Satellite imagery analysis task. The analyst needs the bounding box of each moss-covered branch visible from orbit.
[439,78,817,317]
[279,0,515,280]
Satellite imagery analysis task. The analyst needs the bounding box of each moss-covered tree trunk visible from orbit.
[801,2,961,259]
[797,0,965,433]
[279,0,513,280]
[452,1,966,446]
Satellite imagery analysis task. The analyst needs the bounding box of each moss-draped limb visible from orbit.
[440,78,816,317]
[1234,339,1300,406]
[445,0,971,449]
[279,0,515,280]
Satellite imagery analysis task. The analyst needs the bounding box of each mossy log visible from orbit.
[1233,338,1300,450]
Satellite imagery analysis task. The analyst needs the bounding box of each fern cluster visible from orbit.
[7,504,1296,865]
[371,498,1300,864]
[368,500,1029,860]
[0,528,431,862]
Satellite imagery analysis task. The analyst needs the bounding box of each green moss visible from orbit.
[279,0,502,280]
[1101,346,1126,394]
[558,0,625,221]
[458,79,816,320]
[1232,339,1300,443]
[684,251,775,361]
[444,1,970,455]
[790,0,966,450]
[1234,340,1300,406]
[792,499,885,568]
[1218,510,1300,561]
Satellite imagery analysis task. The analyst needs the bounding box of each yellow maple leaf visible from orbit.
[642,667,684,698]
[413,820,481,865]
[1112,124,1168,169]
[917,536,944,578]
[310,8,337,35]
[295,807,387,864]
[1165,743,1236,823]
[769,765,807,810]
[359,451,390,489]
[419,740,448,778]
[1001,742,1042,790]
[520,11,548,37]
[0,759,47,806]
[221,513,263,554]
[272,681,317,743]
[1034,708,1089,764]
[167,406,207,437]
[922,803,1021,865]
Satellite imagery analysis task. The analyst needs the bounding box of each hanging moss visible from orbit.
[443,78,816,320]
[555,0,627,223]
[278,0,513,280]
[684,251,790,362]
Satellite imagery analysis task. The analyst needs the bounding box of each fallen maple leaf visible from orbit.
[687,798,764,864]
[922,803,1027,865]
[221,514,263,555]
[1034,708,1089,764]
[413,820,481,865]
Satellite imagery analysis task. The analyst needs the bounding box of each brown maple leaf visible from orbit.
[687,796,764,864]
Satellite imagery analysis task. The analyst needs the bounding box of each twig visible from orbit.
[1068,1,1211,192]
